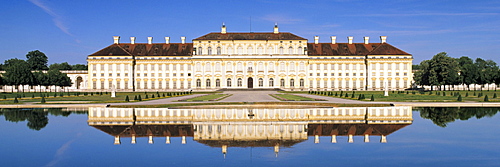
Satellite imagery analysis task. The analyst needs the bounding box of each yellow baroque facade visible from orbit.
[87,25,412,91]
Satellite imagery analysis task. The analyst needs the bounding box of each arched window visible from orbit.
[206,79,211,87]
[198,47,202,55]
[267,46,273,54]
[288,46,293,54]
[237,46,243,55]
[280,62,286,71]
[257,46,263,55]
[279,46,284,54]
[237,78,242,87]
[280,79,285,87]
[208,47,212,55]
[269,78,274,87]
[290,79,295,87]
[217,47,221,55]
[205,62,211,72]
[216,79,220,87]
[247,46,253,55]
[300,79,304,87]
[228,47,233,54]
[259,78,263,87]
[298,46,302,55]
[227,78,232,87]
[196,79,201,87]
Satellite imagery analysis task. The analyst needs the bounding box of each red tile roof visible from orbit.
[307,43,411,56]
[194,32,307,40]
[89,43,193,56]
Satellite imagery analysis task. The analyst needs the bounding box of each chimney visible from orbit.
[181,36,186,44]
[364,37,370,44]
[380,135,387,143]
[348,36,353,44]
[130,37,136,44]
[314,36,319,44]
[273,23,279,34]
[165,37,170,44]
[113,36,120,44]
[147,37,153,44]
[221,23,226,34]
[364,134,370,143]
[380,36,387,43]
[331,36,336,44]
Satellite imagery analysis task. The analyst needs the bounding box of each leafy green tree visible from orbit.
[47,69,72,92]
[3,59,37,92]
[475,58,498,91]
[457,56,478,91]
[26,50,48,70]
[49,62,72,70]
[417,52,460,91]
[71,64,88,70]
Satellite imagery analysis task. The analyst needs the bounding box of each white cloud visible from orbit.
[29,0,73,36]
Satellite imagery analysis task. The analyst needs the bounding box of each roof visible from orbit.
[194,32,307,40]
[89,43,193,56]
[307,43,411,56]
[308,124,410,136]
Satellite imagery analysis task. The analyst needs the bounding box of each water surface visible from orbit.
[0,107,499,167]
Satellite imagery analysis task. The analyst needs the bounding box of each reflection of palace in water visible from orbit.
[88,106,412,156]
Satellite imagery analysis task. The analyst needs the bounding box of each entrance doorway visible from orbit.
[247,77,253,88]
[76,77,83,89]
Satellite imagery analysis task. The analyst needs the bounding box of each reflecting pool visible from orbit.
[0,107,499,166]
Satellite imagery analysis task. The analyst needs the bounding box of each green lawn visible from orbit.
[0,91,195,104]
[306,90,500,102]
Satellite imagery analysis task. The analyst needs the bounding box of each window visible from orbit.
[92,64,97,70]
[317,73,320,76]
[331,73,334,76]
[288,46,293,54]
[237,46,243,55]
[227,78,232,87]
[259,78,263,87]
[279,46,284,54]
[198,47,202,55]
[257,46,263,54]
[269,78,274,87]
[280,79,285,87]
[208,47,212,55]
[300,79,304,87]
[216,79,220,87]
[298,47,302,55]
[290,79,295,87]
[248,47,253,54]
[196,79,201,87]
[217,47,221,55]
[237,78,242,87]
[206,79,211,87]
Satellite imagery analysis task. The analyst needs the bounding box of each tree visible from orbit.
[415,52,459,91]
[3,59,37,92]
[71,64,88,70]
[457,56,478,91]
[49,62,72,70]
[47,69,72,92]
[26,50,48,70]
[474,58,498,91]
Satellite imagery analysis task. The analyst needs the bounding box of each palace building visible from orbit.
[87,24,412,91]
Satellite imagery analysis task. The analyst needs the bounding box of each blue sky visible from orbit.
[1,0,499,65]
